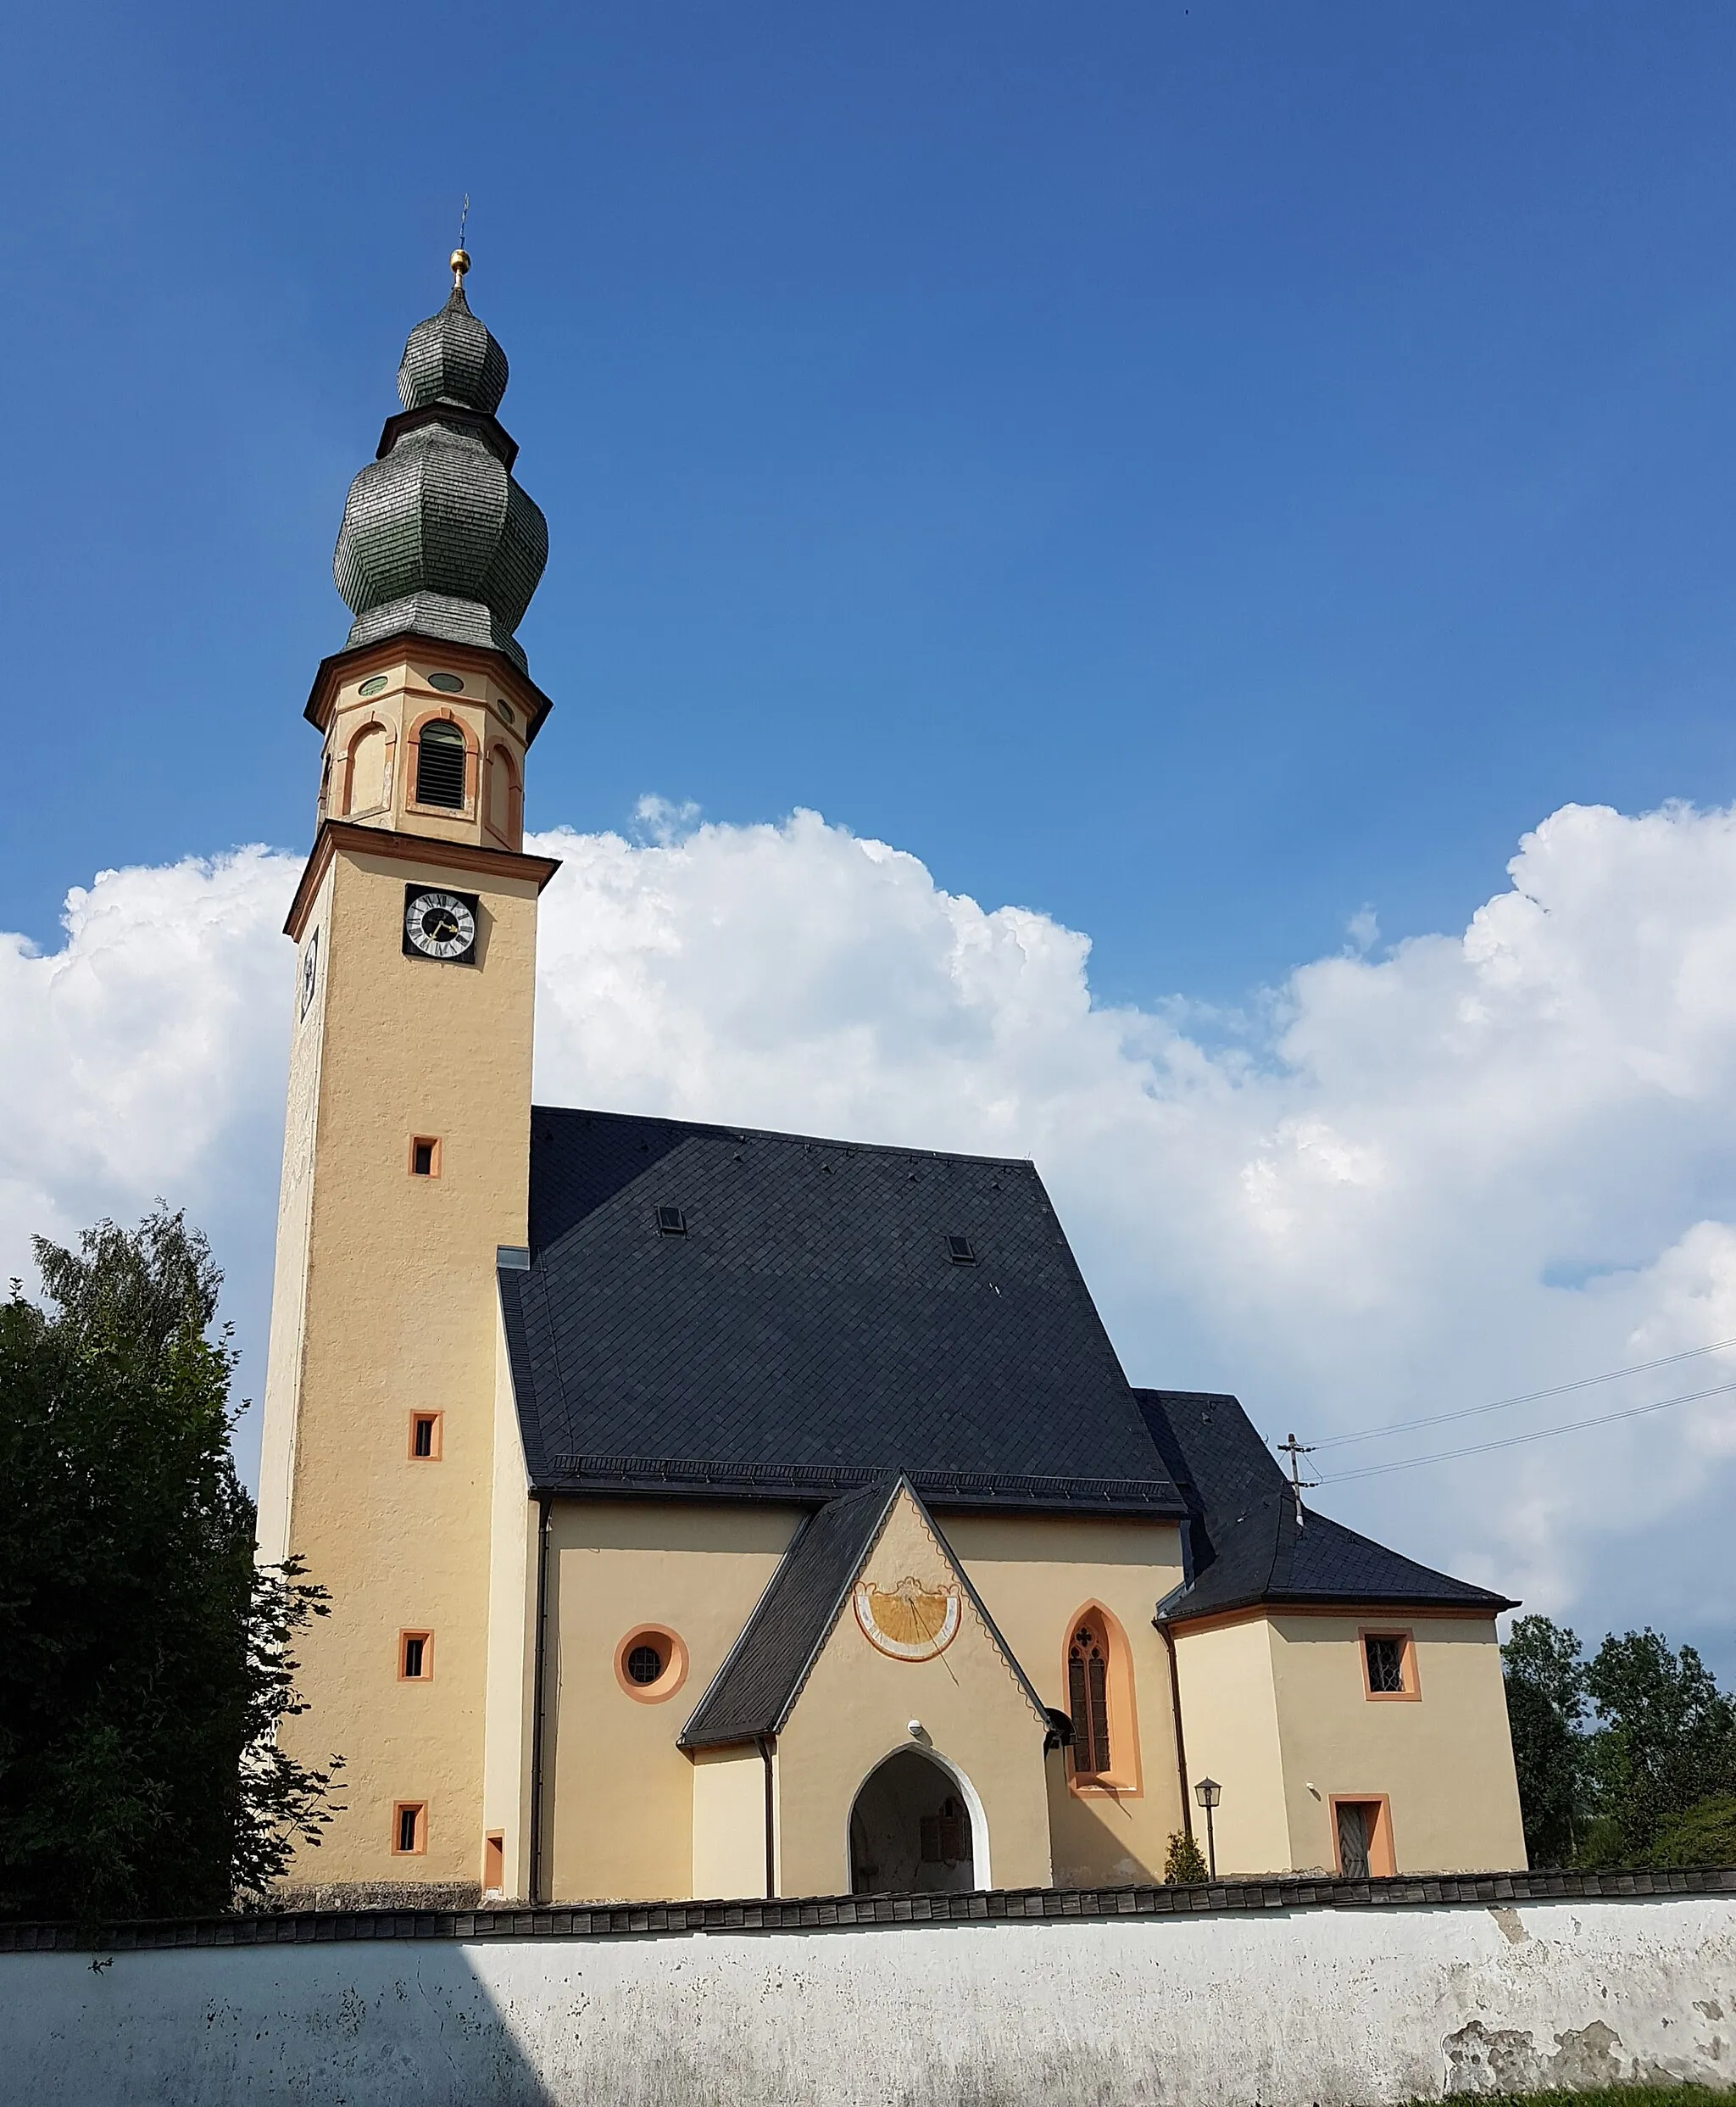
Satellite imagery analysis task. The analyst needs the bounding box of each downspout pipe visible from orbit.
[1155,1608,1194,1841]
[757,1736,776,1899]
[528,1493,554,1904]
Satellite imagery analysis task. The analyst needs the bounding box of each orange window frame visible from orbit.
[392,1801,427,1856]
[404,707,479,817]
[614,1627,689,1704]
[398,1630,433,1681]
[1061,1603,1143,1798]
[1330,1793,1395,1877]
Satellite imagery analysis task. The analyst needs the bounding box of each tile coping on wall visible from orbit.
[3,1867,1732,1954]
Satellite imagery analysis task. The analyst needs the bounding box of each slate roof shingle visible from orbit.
[679,1479,898,1748]
[1136,1389,1516,1622]
[500,1108,1186,1514]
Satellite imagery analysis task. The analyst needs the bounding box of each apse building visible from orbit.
[258,256,1527,1906]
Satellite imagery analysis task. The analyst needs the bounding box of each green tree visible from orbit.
[1501,1614,1589,1866]
[1581,1629,1736,1860]
[1163,1830,1209,1883]
[1642,1792,1736,1870]
[0,1209,341,1920]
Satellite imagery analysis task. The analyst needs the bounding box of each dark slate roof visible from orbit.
[499,1108,1185,1515]
[679,1480,897,1748]
[1136,1390,1516,1622]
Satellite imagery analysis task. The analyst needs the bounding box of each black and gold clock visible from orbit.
[403,885,480,964]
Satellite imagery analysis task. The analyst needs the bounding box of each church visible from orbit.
[257,253,1527,1908]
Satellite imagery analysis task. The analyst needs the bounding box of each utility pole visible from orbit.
[1276,1433,1316,1527]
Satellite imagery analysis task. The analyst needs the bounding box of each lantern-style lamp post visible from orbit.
[1194,1776,1222,1879]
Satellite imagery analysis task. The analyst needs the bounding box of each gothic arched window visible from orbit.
[1068,1619,1112,1777]
[415,719,468,809]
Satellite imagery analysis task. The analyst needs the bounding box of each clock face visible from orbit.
[403,887,479,963]
[299,928,320,1017]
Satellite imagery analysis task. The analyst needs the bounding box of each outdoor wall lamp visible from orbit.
[1194,1776,1222,1879]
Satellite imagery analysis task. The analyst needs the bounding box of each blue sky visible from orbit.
[7,2,1736,1004]
[7,3,1736,1669]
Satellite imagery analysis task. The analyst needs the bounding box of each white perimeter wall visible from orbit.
[4,1894,1734,2106]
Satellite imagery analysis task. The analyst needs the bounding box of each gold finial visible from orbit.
[450,194,470,288]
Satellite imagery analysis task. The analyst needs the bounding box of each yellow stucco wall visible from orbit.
[541,1501,805,1904]
[481,1306,537,1898]
[1172,1610,1527,1876]
[774,1489,1054,1898]
[257,860,334,1572]
[691,1746,769,1901]
[261,828,542,1892]
[318,654,529,854]
[941,1513,1186,1884]
[1171,1615,1291,1876]
[1268,1613,1527,1875]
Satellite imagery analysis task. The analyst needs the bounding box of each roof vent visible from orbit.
[656,1207,688,1236]
[947,1235,976,1265]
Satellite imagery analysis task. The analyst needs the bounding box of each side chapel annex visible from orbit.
[257,254,1527,1906]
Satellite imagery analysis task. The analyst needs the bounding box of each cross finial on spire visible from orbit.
[450,194,471,290]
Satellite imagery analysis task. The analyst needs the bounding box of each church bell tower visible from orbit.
[258,250,559,1898]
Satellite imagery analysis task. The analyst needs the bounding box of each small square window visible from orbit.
[410,1137,441,1178]
[409,1413,442,1460]
[655,1206,687,1235]
[400,1631,431,1681]
[1364,1633,1413,1697]
[392,1802,426,1855]
[484,1832,505,1892]
[947,1235,976,1264]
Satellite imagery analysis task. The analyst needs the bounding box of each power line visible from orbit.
[1309,1335,1736,1452]
[1313,1375,1736,1485]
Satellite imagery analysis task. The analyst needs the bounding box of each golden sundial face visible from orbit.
[853,1576,961,1661]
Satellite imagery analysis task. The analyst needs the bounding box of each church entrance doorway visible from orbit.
[848,1748,977,1895]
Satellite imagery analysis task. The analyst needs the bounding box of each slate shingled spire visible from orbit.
[332,251,549,674]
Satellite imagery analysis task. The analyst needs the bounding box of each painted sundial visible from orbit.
[852,1576,961,1661]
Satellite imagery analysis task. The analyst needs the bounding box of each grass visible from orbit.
[1414,2093,1728,2105]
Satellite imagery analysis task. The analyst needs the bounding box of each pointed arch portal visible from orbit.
[849,1747,977,1896]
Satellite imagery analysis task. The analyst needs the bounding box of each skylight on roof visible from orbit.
[947,1235,976,1265]
[656,1206,687,1236]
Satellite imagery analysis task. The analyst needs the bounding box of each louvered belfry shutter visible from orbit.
[416,721,468,808]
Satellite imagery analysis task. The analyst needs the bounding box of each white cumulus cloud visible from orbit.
[4,801,1734,1669]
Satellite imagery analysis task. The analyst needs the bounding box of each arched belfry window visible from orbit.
[1068,1619,1112,1777]
[415,720,468,810]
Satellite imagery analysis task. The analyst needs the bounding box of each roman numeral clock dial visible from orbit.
[403,886,479,964]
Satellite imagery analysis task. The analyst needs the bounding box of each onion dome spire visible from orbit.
[332,254,548,674]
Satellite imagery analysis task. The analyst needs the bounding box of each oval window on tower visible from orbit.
[415,720,468,809]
